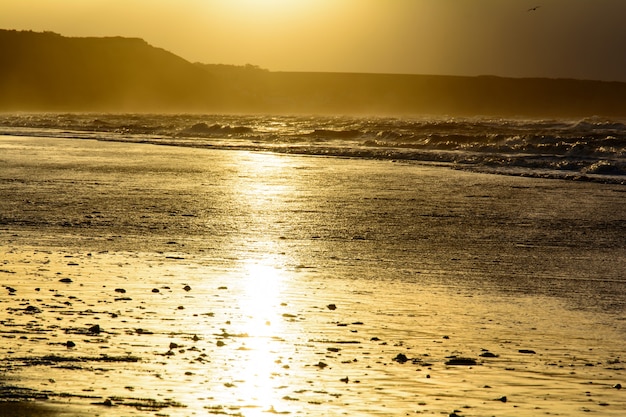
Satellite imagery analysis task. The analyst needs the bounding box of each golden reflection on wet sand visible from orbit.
[1,137,625,416]
[233,260,289,415]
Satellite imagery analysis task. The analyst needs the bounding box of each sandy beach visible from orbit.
[1,135,625,416]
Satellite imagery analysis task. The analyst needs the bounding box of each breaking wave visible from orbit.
[1,113,625,183]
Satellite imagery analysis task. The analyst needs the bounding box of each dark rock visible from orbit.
[479,351,499,358]
[327,304,337,310]
[114,288,126,293]
[183,285,191,292]
[169,342,179,349]
[518,349,536,354]
[59,278,73,283]
[66,341,76,348]
[613,383,622,389]
[25,305,42,314]
[393,353,409,364]
[496,396,507,402]
[315,361,328,368]
[152,288,160,293]
[340,377,349,383]
[445,357,477,366]
[88,324,101,334]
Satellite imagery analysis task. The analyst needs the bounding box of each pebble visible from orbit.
[445,358,477,366]
[88,324,101,334]
[393,353,409,364]
[327,304,337,310]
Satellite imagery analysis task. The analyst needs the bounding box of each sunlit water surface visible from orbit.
[1,136,625,416]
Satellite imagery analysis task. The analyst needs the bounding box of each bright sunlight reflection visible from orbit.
[218,151,299,414]
[233,259,289,415]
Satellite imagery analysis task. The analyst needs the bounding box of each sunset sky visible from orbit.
[2,0,626,82]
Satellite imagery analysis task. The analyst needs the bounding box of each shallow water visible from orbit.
[2,113,626,182]
[1,136,625,416]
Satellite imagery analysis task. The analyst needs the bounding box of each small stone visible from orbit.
[480,351,499,358]
[183,285,191,292]
[66,341,76,348]
[169,342,179,349]
[613,383,622,389]
[327,304,337,310]
[315,361,328,368]
[152,288,160,293]
[393,353,409,364]
[59,278,73,283]
[103,399,113,406]
[114,288,126,293]
[445,357,477,366]
[340,377,349,383]
[216,341,225,347]
[88,324,101,334]
[496,396,507,402]
[518,349,536,354]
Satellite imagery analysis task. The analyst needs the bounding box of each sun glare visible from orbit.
[213,0,326,22]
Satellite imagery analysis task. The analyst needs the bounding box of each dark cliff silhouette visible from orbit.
[2,29,626,117]
[0,30,221,111]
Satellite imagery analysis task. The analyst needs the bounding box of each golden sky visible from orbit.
[2,0,626,81]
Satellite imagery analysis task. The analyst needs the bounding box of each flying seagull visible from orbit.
[527,6,541,12]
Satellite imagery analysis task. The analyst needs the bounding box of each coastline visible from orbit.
[1,135,625,416]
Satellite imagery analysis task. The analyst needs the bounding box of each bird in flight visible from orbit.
[527,6,541,12]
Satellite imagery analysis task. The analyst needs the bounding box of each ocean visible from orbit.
[1,114,625,416]
[1,113,626,183]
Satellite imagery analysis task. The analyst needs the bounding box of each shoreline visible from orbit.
[2,135,625,416]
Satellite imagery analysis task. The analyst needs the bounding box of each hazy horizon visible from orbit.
[2,0,626,83]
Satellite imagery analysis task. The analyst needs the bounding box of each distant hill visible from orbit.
[2,29,626,117]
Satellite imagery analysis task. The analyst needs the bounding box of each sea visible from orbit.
[2,113,626,416]
[1,113,626,183]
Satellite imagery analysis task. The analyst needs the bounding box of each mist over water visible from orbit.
[2,113,626,183]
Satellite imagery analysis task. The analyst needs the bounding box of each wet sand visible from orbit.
[1,136,625,416]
